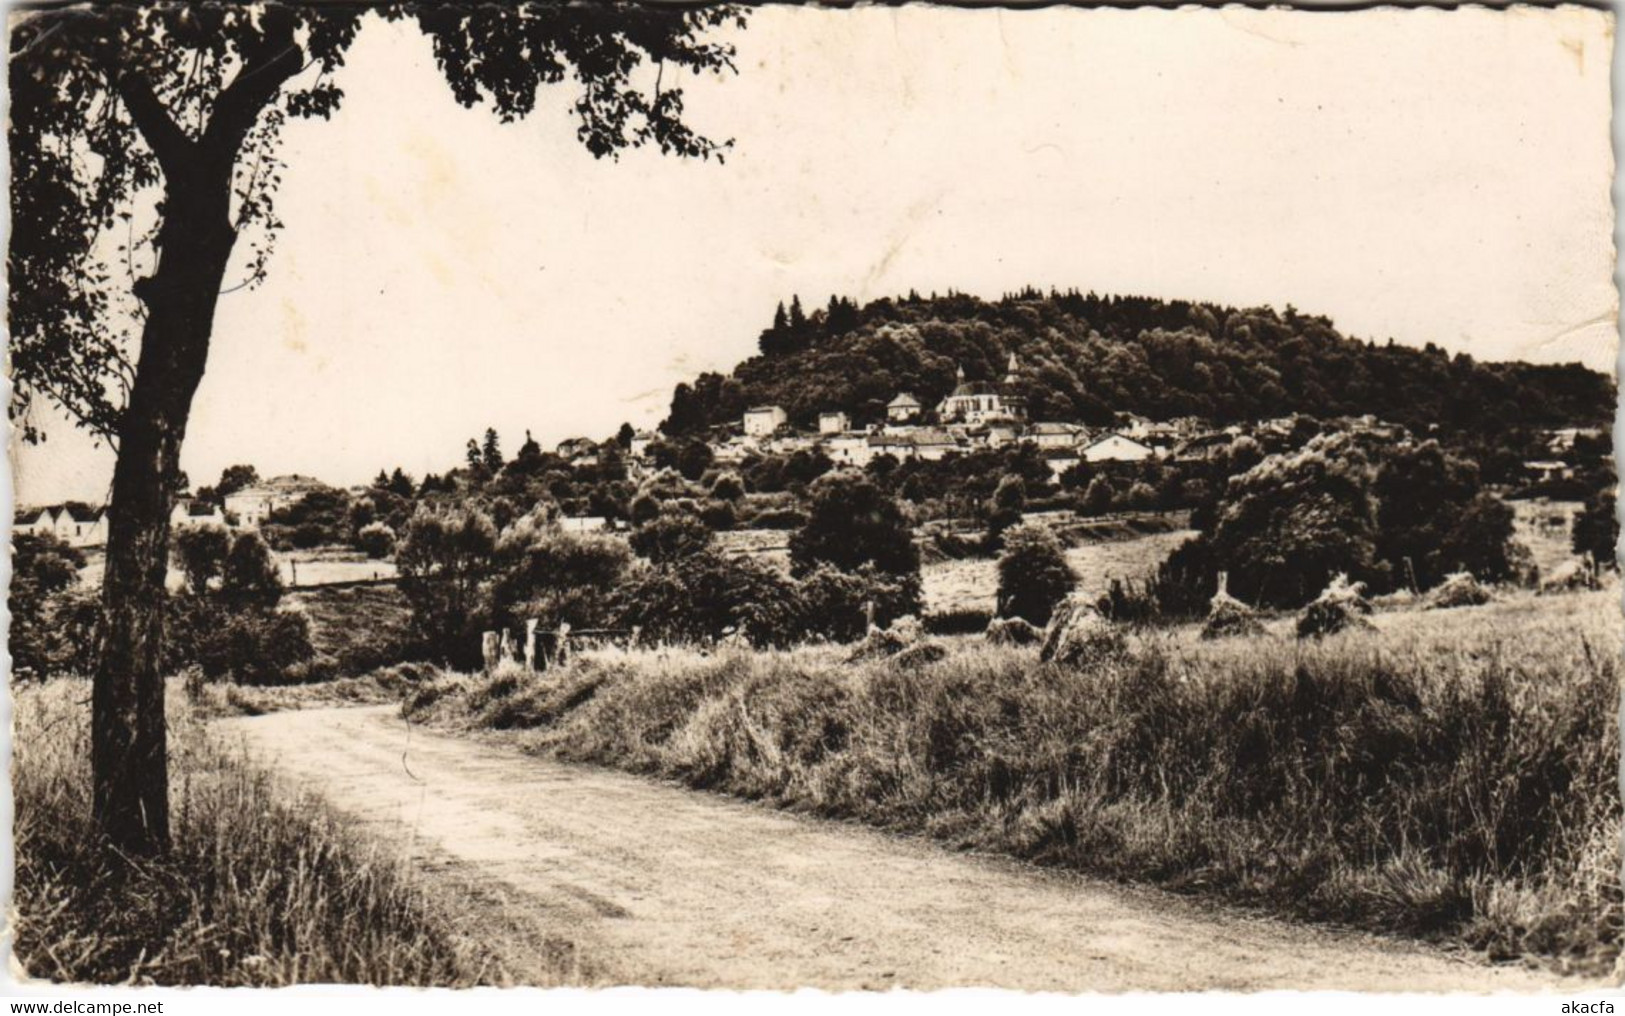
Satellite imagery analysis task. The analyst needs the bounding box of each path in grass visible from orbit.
[224,705,1559,992]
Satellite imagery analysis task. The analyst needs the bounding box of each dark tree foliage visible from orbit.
[10,2,746,851]
[1573,489,1620,570]
[219,531,283,612]
[790,473,920,580]
[996,524,1077,626]
[629,505,714,564]
[396,507,499,669]
[10,534,89,680]
[171,525,231,596]
[662,290,1613,435]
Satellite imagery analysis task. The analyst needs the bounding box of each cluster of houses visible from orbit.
[17,474,332,550]
[626,359,1199,484]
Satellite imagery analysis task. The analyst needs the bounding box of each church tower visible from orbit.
[1003,352,1020,386]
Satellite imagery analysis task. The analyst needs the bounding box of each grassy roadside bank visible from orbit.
[12,679,570,986]
[404,591,1621,976]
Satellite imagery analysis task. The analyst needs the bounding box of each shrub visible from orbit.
[790,473,919,579]
[491,524,631,632]
[1081,476,1115,516]
[996,523,1076,626]
[396,507,499,668]
[197,611,317,686]
[1573,488,1618,569]
[10,533,87,679]
[614,549,801,649]
[172,526,231,596]
[629,505,713,564]
[356,522,396,559]
[795,564,923,642]
[924,607,995,636]
[221,531,284,610]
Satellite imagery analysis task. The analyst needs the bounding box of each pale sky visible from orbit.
[11,5,1618,506]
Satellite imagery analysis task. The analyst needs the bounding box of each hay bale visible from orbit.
[1039,592,1126,665]
[1540,560,1600,594]
[986,616,1043,646]
[1295,573,1374,638]
[1424,572,1493,610]
[847,627,910,662]
[1200,590,1265,640]
[891,641,950,669]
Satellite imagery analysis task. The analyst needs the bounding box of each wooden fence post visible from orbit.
[481,631,500,675]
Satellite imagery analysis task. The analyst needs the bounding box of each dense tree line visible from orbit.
[662,289,1613,438]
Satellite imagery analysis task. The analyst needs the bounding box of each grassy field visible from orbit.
[924,527,1198,614]
[11,679,564,986]
[286,582,417,674]
[404,588,1621,975]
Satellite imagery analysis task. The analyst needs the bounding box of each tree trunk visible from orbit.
[92,157,239,854]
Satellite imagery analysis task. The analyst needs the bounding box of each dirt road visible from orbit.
[223,706,1561,991]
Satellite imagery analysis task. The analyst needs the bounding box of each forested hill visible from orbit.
[660,289,1614,436]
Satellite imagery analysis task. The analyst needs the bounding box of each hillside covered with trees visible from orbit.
[662,289,1614,436]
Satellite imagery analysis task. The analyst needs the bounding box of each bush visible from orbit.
[396,507,499,668]
[197,611,318,686]
[173,526,231,596]
[795,564,923,642]
[924,607,995,636]
[996,524,1076,626]
[10,533,88,680]
[614,549,801,649]
[221,531,284,610]
[356,522,396,559]
[790,473,920,579]
[629,505,713,564]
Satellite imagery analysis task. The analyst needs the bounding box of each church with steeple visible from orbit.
[936,353,1027,424]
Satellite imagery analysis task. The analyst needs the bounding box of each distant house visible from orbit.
[912,428,962,462]
[743,405,787,437]
[18,504,109,548]
[983,422,1021,448]
[558,516,608,534]
[885,393,923,424]
[818,411,851,435]
[629,431,657,459]
[868,432,917,460]
[14,507,55,540]
[1027,421,1085,450]
[1083,433,1157,464]
[224,474,327,528]
[1045,452,1082,484]
[171,500,226,530]
[1525,460,1576,483]
[823,432,875,468]
[556,437,597,460]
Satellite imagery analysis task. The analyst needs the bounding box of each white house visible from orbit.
[1083,433,1157,464]
[630,431,657,459]
[171,500,226,530]
[885,393,922,424]
[912,428,962,462]
[224,474,326,528]
[558,516,608,534]
[818,411,850,435]
[1027,422,1085,450]
[743,405,788,437]
[823,433,875,468]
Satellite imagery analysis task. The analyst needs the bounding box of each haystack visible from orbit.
[1200,571,1264,640]
[891,641,950,669]
[1424,572,1493,610]
[1295,573,1374,638]
[986,616,1043,646]
[1039,592,1126,665]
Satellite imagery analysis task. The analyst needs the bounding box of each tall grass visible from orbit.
[408,592,1621,974]
[12,679,522,986]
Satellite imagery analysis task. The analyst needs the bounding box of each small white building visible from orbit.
[558,516,609,534]
[743,405,788,437]
[912,429,962,462]
[823,433,875,468]
[1083,433,1157,464]
[1027,422,1086,450]
[818,411,850,435]
[886,393,923,424]
[171,500,227,530]
[224,474,326,528]
[630,431,657,459]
